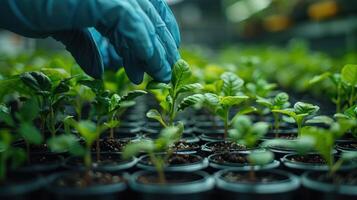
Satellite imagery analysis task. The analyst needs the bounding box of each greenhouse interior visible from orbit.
[0,0,357,200]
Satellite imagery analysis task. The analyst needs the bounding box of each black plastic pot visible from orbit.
[128,170,214,200]
[47,171,128,200]
[336,141,357,153]
[214,169,300,200]
[281,153,354,174]
[302,171,357,200]
[15,153,64,175]
[208,152,280,171]
[137,154,208,172]
[64,152,137,172]
[0,174,48,200]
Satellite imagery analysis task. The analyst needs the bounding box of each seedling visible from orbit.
[300,119,357,177]
[20,71,71,136]
[272,101,320,136]
[146,59,203,127]
[334,105,357,137]
[200,72,253,138]
[256,92,290,137]
[0,130,26,183]
[0,99,43,161]
[123,124,183,184]
[309,64,357,112]
[229,115,273,181]
[246,78,277,99]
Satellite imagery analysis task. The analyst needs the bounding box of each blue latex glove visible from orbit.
[0,0,181,84]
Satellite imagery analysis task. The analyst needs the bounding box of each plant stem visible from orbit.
[149,153,166,184]
[349,86,355,107]
[84,148,92,170]
[336,83,342,113]
[223,109,229,139]
[273,113,280,138]
[328,158,344,178]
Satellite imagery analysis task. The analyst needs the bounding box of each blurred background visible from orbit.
[1,0,357,56]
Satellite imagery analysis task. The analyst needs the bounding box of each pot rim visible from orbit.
[215,169,300,194]
[0,175,47,196]
[129,170,214,194]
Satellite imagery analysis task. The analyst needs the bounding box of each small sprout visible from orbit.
[272,101,320,136]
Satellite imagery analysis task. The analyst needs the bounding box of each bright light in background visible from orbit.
[226,0,272,23]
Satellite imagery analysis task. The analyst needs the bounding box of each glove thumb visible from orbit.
[51,29,104,79]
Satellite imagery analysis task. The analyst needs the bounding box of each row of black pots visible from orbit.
[4,167,357,200]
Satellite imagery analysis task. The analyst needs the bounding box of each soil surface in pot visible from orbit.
[54,171,123,188]
[24,153,63,166]
[137,171,202,184]
[205,141,247,152]
[140,154,201,166]
[265,133,297,140]
[309,171,357,185]
[69,153,129,167]
[211,153,248,164]
[222,171,286,183]
[172,141,200,152]
[91,139,128,152]
[338,142,357,150]
[288,154,326,164]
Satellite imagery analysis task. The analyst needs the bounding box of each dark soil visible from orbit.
[211,153,248,164]
[24,153,63,165]
[172,141,200,152]
[205,141,247,153]
[338,142,357,150]
[265,133,297,140]
[222,171,287,183]
[91,139,128,152]
[140,154,201,166]
[289,154,326,164]
[54,171,123,188]
[68,153,128,168]
[309,171,357,185]
[137,172,202,184]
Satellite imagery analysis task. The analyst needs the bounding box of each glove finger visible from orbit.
[148,0,181,47]
[52,29,103,79]
[97,1,155,62]
[142,37,172,83]
[89,28,123,71]
[136,0,180,67]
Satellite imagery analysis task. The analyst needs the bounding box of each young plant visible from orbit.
[309,64,357,112]
[272,101,320,136]
[123,124,183,184]
[228,115,273,181]
[256,92,290,137]
[334,105,357,137]
[200,72,253,138]
[0,98,43,160]
[20,71,71,136]
[0,130,26,183]
[300,119,357,177]
[146,59,203,127]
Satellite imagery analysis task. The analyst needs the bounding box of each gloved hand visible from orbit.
[0,0,181,84]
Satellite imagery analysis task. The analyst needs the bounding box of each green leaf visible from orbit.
[178,83,203,93]
[53,81,70,95]
[40,68,70,82]
[104,120,120,129]
[178,94,204,111]
[221,72,244,96]
[274,92,290,107]
[272,109,297,120]
[247,151,274,166]
[19,123,43,145]
[18,98,39,122]
[220,95,249,107]
[294,102,319,115]
[146,81,171,90]
[309,72,331,85]
[47,134,80,153]
[20,71,52,92]
[121,90,147,102]
[306,115,334,125]
[172,59,191,90]
[341,64,357,87]
[122,140,154,159]
[77,79,104,94]
[73,120,105,147]
[256,97,273,108]
[146,109,166,127]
